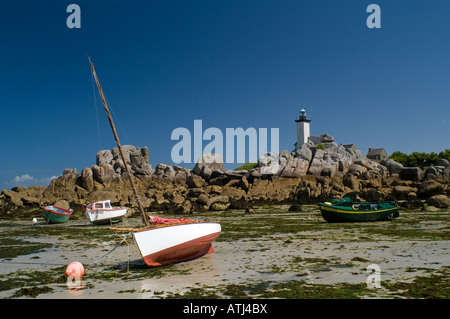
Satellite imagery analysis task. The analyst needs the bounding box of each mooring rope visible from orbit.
[0,232,138,268]
[87,232,135,265]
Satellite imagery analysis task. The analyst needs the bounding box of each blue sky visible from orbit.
[0,0,449,188]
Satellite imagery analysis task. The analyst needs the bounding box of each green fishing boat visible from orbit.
[319,197,400,223]
[43,205,73,224]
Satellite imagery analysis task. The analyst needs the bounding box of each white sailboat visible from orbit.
[88,56,221,266]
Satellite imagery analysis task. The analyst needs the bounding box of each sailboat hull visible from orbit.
[132,222,221,266]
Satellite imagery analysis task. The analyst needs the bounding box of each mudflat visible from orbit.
[0,205,448,299]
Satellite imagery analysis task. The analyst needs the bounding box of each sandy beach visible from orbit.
[0,205,449,299]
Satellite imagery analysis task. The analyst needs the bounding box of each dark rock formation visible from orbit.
[1,144,449,219]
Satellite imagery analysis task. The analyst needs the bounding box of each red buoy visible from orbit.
[65,261,84,278]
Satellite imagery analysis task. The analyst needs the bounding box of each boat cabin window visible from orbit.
[95,203,103,209]
[105,202,111,209]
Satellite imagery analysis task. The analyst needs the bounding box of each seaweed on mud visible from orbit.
[0,266,66,298]
[383,266,450,299]
[0,207,448,298]
[0,237,53,259]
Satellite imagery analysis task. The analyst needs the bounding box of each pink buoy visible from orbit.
[65,261,84,278]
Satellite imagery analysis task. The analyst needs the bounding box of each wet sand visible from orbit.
[0,205,449,299]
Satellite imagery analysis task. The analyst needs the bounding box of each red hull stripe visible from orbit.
[43,206,73,216]
[142,231,221,266]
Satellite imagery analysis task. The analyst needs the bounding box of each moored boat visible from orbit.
[87,56,221,266]
[114,220,221,266]
[43,205,73,224]
[319,197,400,222]
[84,200,127,225]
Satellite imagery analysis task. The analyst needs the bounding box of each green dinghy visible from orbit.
[42,205,73,224]
[319,197,400,223]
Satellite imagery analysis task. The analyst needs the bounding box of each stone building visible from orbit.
[366,148,387,161]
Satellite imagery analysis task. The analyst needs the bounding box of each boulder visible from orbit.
[186,175,206,188]
[257,152,280,175]
[192,153,224,176]
[288,204,302,211]
[206,195,229,206]
[354,158,378,171]
[210,202,229,211]
[173,168,190,184]
[199,165,213,180]
[221,178,247,199]
[425,166,450,182]
[53,199,70,210]
[348,164,368,176]
[417,180,445,198]
[320,133,334,143]
[1,189,24,207]
[170,194,185,205]
[400,167,424,181]
[140,146,150,163]
[196,194,209,205]
[294,144,313,161]
[308,149,328,176]
[245,206,255,213]
[343,174,361,191]
[206,185,223,195]
[383,159,404,175]
[392,185,418,200]
[426,195,450,208]
[112,145,140,163]
[109,145,151,175]
[308,145,356,178]
[279,157,310,178]
[320,134,338,149]
[92,164,117,185]
[54,168,80,189]
[154,163,175,182]
[188,188,205,197]
[436,158,449,167]
[81,167,94,191]
[400,199,424,210]
[174,200,193,214]
[96,150,113,166]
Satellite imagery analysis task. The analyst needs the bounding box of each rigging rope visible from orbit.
[104,95,131,145]
[91,71,103,150]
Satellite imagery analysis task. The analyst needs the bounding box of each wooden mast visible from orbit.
[88,56,150,227]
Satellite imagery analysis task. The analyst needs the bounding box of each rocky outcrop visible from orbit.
[1,144,450,218]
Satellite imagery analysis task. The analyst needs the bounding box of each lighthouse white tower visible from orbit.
[295,109,311,150]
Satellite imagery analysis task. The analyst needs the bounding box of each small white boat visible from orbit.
[130,221,221,266]
[84,200,127,225]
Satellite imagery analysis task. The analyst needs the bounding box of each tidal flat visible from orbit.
[0,205,449,299]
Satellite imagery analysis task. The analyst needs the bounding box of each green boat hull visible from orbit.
[43,206,72,224]
[319,200,400,223]
[43,211,71,223]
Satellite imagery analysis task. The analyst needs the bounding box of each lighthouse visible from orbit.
[295,109,311,150]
